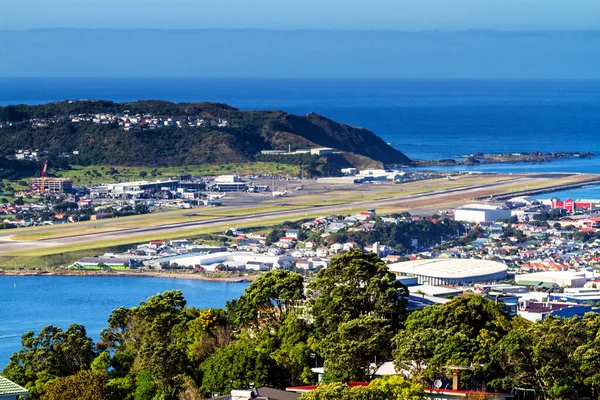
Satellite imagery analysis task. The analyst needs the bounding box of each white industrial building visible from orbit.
[149,251,293,271]
[454,204,512,223]
[515,271,588,288]
[388,258,508,285]
[207,175,247,192]
[92,180,179,197]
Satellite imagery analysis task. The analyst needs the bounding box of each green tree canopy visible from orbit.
[394,295,511,382]
[226,270,305,329]
[41,371,111,400]
[200,340,282,395]
[491,313,600,399]
[298,376,424,400]
[2,324,97,399]
[308,248,408,336]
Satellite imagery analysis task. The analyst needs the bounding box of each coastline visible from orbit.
[0,269,257,283]
[414,152,595,167]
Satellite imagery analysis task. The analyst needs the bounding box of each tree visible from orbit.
[394,296,511,383]
[317,316,393,381]
[186,308,233,364]
[133,371,157,400]
[200,341,281,395]
[2,324,97,399]
[226,270,304,328]
[41,371,112,400]
[0,105,27,122]
[99,291,196,399]
[298,377,424,400]
[266,229,285,245]
[368,376,425,400]
[308,249,408,336]
[270,313,315,386]
[491,315,596,398]
[307,249,408,381]
[139,171,148,178]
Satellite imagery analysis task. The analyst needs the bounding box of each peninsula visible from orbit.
[0,101,411,177]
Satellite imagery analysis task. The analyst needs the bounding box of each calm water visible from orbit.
[0,276,248,368]
[536,185,600,200]
[1,78,600,164]
[1,78,600,365]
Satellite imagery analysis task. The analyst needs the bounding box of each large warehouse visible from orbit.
[388,258,509,285]
[515,271,588,288]
[454,204,512,223]
[147,251,293,271]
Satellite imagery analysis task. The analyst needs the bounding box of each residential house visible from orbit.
[343,242,358,251]
[277,237,296,249]
[245,261,267,271]
[0,375,28,399]
[210,387,300,400]
[285,229,300,239]
[310,258,329,269]
[295,259,313,270]
[329,243,343,254]
[316,247,329,257]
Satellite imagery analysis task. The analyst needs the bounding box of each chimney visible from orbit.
[453,369,460,390]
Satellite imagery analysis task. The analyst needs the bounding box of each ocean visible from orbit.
[1,78,600,166]
[1,78,600,365]
[0,276,248,368]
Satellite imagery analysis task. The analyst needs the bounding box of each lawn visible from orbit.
[1,206,364,268]
[74,265,130,271]
[52,162,301,185]
[0,244,133,269]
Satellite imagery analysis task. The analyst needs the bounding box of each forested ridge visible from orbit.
[0,101,411,168]
[3,249,600,400]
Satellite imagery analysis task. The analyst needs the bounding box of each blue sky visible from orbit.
[2,0,600,31]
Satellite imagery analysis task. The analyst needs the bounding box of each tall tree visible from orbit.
[99,290,197,399]
[394,296,511,383]
[41,371,112,400]
[492,315,594,399]
[226,270,304,328]
[316,316,393,381]
[2,324,97,399]
[307,248,408,336]
[307,249,408,380]
[200,341,281,395]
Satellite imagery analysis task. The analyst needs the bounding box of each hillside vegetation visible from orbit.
[0,101,411,172]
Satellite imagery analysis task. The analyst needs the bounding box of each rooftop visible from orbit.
[388,258,508,279]
[458,203,507,211]
[0,375,28,396]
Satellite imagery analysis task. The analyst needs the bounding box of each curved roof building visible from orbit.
[388,258,508,285]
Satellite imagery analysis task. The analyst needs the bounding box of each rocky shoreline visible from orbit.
[415,151,594,167]
[0,269,257,282]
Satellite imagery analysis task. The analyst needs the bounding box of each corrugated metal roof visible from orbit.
[0,375,28,396]
[388,258,508,279]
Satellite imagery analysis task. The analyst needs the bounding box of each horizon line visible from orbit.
[3,28,600,34]
[2,77,600,81]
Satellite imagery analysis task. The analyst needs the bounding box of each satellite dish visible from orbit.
[433,379,443,389]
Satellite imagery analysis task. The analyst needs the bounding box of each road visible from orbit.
[0,175,539,253]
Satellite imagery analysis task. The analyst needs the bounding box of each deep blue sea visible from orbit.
[1,78,600,165]
[1,78,600,366]
[0,276,248,368]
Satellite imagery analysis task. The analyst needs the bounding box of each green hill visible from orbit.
[0,101,411,171]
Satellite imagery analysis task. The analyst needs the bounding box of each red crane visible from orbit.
[40,160,48,194]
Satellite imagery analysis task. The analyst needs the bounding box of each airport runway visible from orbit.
[0,176,540,253]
